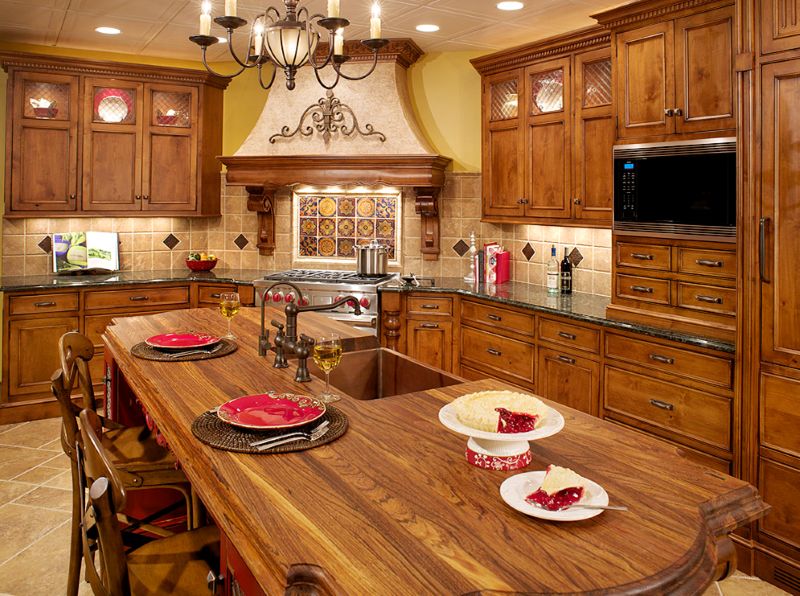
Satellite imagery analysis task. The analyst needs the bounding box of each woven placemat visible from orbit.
[191,406,348,454]
[131,339,238,362]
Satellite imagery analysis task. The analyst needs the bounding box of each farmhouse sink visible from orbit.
[308,347,464,400]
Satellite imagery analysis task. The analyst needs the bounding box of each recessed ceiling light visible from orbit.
[415,24,440,33]
[95,26,121,35]
[497,1,524,10]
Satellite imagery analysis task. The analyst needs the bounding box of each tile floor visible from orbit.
[0,417,790,596]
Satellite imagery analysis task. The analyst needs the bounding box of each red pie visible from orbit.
[526,464,586,511]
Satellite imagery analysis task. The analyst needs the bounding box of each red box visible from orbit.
[496,251,510,284]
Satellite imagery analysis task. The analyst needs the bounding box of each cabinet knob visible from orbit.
[558,331,576,340]
[630,285,654,294]
[674,107,683,116]
[664,108,674,116]
[648,353,674,365]
[69,193,76,202]
[135,195,142,201]
[143,195,150,201]
[573,198,582,205]
[557,355,576,365]
[517,198,529,205]
[649,399,675,411]
[486,347,502,356]
[695,294,723,304]
[695,259,723,268]
[420,323,439,329]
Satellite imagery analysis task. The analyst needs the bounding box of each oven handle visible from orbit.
[323,314,378,329]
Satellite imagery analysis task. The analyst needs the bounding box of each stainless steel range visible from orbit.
[253,270,397,335]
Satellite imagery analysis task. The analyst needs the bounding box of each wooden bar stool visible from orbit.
[78,408,220,596]
[55,331,195,596]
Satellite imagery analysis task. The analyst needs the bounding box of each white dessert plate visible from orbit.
[438,401,564,442]
[500,470,609,522]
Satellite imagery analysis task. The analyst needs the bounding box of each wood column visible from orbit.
[245,185,276,256]
[380,291,402,351]
[414,186,440,261]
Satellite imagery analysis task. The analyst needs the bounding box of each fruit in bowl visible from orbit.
[186,252,218,271]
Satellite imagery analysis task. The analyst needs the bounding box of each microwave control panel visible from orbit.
[618,161,638,219]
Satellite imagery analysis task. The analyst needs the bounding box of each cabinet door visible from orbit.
[674,7,736,134]
[142,84,198,212]
[482,71,525,218]
[537,347,599,416]
[406,320,453,372]
[524,58,571,219]
[758,459,800,550]
[573,49,613,223]
[761,0,800,54]
[761,60,800,368]
[616,22,675,138]
[9,72,79,212]
[7,316,79,400]
[82,79,143,211]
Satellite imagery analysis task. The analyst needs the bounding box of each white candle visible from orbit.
[200,0,212,35]
[253,19,264,55]
[334,28,344,55]
[224,0,237,17]
[370,3,381,39]
[327,0,340,18]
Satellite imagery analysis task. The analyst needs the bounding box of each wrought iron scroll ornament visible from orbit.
[269,90,386,145]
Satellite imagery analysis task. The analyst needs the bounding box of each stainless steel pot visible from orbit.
[355,241,388,275]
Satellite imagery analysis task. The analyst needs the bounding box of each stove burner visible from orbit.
[264,269,393,284]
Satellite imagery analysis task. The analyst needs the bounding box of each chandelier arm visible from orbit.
[200,48,247,78]
[225,30,261,69]
[257,61,278,90]
[312,65,341,91]
[265,7,280,22]
[306,28,332,70]
[335,51,380,82]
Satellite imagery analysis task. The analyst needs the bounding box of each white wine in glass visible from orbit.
[312,333,342,403]
[219,292,240,340]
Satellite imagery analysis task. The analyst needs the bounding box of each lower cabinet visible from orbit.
[537,347,599,416]
[460,326,535,389]
[406,319,453,372]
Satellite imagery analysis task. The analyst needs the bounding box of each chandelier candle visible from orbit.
[253,18,265,55]
[199,0,212,35]
[224,0,237,17]
[370,3,382,39]
[334,28,344,55]
[327,0,340,18]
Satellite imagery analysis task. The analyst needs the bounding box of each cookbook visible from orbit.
[52,231,120,273]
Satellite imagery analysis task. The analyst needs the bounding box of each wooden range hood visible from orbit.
[219,39,452,260]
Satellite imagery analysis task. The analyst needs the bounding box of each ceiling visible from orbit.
[0,0,624,62]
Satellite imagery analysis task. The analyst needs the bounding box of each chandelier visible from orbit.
[189,0,388,91]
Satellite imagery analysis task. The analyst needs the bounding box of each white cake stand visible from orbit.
[438,403,565,471]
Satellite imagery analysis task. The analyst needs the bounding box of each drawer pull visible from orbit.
[128,296,150,302]
[557,355,576,364]
[420,304,440,310]
[649,399,675,411]
[210,293,222,299]
[420,323,439,329]
[695,259,723,268]
[487,314,502,321]
[33,301,57,307]
[630,285,654,294]
[558,331,576,340]
[486,348,502,357]
[631,253,654,261]
[695,294,723,304]
[648,353,675,365]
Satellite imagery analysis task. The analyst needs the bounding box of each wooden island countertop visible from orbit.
[103,306,768,595]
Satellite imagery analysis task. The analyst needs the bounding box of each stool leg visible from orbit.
[67,464,82,596]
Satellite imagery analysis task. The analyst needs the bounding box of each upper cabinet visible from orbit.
[597,1,735,141]
[473,28,613,227]
[761,0,800,54]
[2,52,228,217]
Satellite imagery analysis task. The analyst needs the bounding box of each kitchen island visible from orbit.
[103,306,767,594]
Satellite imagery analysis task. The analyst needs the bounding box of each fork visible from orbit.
[250,420,329,448]
[168,344,223,358]
[254,421,330,451]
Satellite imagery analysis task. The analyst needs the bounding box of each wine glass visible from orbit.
[312,333,343,403]
[219,292,240,340]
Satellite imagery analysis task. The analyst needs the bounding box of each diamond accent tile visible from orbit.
[38,236,52,254]
[233,234,249,250]
[452,239,469,257]
[162,233,180,250]
[569,247,584,268]
[522,242,535,261]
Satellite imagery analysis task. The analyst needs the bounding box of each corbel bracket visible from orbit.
[245,185,276,256]
[414,186,440,261]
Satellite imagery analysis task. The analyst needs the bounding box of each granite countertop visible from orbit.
[0,269,267,292]
[381,277,734,353]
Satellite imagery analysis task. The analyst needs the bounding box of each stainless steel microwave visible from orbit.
[613,137,736,240]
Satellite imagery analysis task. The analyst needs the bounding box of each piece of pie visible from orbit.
[525,464,586,511]
[452,390,548,433]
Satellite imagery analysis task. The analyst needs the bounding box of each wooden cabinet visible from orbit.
[1,52,228,217]
[760,0,800,54]
[611,4,735,140]
[473,29,613,226]
[537,347,599,416]
[403,294,454,373]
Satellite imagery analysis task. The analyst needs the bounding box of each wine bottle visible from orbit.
[560,247,572,295]
[546,245,559,295]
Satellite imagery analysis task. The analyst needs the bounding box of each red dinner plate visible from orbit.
[217,393,326,430]
[145,332,221,350]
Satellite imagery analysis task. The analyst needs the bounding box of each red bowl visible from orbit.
[185,259,218,271]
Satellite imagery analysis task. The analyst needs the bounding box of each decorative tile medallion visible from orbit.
[295,193,400,261]
[569,247,583,268]
[522,242,535,261]
[452,239,469,257]
[38,236,53,254]
[162,233,180,250]
[233,234,249,250]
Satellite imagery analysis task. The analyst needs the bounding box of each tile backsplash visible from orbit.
[1,172,611,296]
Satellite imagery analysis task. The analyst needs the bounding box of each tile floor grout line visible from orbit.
[6,500,72,515]
[0,519,71,568]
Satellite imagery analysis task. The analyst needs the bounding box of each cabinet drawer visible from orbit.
[615,274,670,305]
[9,292,79,315]
[85,286,189,311]
[677,282,736,316]
[616,242,671,271]
[604,366,731,451]
[198,284,235,305]
[605,333,733,390]
[407,295,453,316]
[461,300,535,337]
[677,248,735,278]
[460,327,534,386]
[538,317,600,354]
[760,373,800,459]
